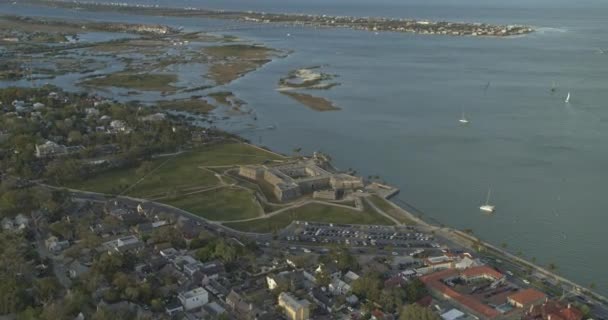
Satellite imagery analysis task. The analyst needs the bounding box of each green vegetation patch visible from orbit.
[207,60,267,85]
[163,187,261,221]
[224,202,394,233]
[281,91,340,112]
[81,72,179,92]
[66,142,283,196]
[67,159,165,195]
[207,91,235,106]
[369,195,417,225]
[203,44,276,60]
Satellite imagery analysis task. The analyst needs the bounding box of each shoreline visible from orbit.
[378,188,608,306]
[20,0,534,37]
[235,140,608,306]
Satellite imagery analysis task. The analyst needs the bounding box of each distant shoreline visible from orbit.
[20,0,534,37]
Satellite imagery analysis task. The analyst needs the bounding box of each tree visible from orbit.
[352,272,382,302]
[67,130,82,144]
[316,269,331,287]
[33,277,61,304]
[399,304,440,320]
[404,278,428,303]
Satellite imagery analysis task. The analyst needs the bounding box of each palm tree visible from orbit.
[501,242,508,249]
[548,262,558,272]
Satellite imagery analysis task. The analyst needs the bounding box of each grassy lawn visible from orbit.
[224,202,394,233]
[163,187,261,221]
[66,142,283,195]
[368,195,417,225]
[67,158,165,195]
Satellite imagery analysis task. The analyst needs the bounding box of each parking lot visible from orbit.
[283,222,441,250]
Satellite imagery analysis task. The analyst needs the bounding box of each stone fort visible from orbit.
[238,160,363,202]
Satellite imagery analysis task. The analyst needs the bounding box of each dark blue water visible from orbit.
[3,0,608,293]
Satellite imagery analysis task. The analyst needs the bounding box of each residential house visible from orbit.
[226,290,260,320]
[35,140,68,158]
[178,287,209,311]
[508,288,547,309]
[329,278,351,295]
[199,260,225,283]
[160,248,179,259]
[278,292,311,320]
[165,299,184,316]
[203,302,226,317]
[102,235,144,253]
[311,288,341,313]
[68,260,90,279]
[109,120,129,133]
[45,236,70,253]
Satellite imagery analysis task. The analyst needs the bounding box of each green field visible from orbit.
[224,202,394,233]
[164,187,261,221]
[368,195,417,225]
[67,142,283,196]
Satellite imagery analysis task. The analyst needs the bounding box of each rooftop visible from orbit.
[421,268,501,319]
[461,266,504,281]
[279,292,311,310]
[180,287,207,299]
[508,288,546,306]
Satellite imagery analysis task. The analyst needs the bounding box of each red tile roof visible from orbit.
[420,269,500,319]
[558,305,584,320]
[461,266,504,280]
[524,300,584,320]
[508,288,546,306]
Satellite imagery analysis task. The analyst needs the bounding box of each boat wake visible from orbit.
[534,27,568,34]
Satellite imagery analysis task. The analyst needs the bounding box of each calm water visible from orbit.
[2,0,608,292]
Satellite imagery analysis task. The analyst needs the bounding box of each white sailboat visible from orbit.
[459,111,469,124]
[565,92,571,103]
[480,188,495,213]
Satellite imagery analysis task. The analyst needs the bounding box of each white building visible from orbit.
[178,287,208,311]
[329,278,351,295]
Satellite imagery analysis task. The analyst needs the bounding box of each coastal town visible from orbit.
[0,86,604,320]
[24,0,534,37]
[0,2,605,320]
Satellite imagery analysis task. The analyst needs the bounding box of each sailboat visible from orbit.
[480,188,495,213]
[459,111,469,124]
[565,92,571,103]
